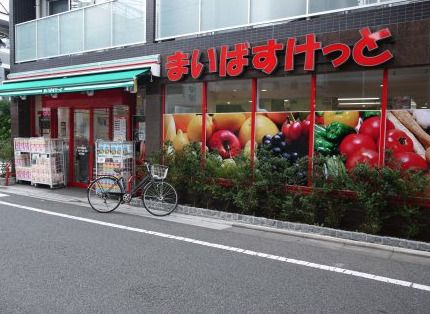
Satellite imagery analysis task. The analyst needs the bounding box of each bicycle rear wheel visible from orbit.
[142,181,178,216]
[87,177,123,213]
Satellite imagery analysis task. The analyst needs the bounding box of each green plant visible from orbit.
[150,144,430,241]
[0,101,11,141]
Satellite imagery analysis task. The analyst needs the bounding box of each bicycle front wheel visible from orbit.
[87,177,123,213]
[143,181,178,216]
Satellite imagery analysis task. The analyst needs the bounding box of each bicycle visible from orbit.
[87,162,178,216]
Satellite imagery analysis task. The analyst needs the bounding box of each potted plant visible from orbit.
[0,140,15,186]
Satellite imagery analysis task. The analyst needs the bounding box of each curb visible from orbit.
[133,201,430,254]
[231,223,430,258]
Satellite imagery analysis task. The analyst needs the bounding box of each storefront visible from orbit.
[160,26,430,184]
[1,56,160,187]
[4,22,430,189]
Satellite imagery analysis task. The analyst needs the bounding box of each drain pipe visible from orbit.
[35,0,41,19]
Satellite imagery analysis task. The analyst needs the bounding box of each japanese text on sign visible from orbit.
[165,27,393,81]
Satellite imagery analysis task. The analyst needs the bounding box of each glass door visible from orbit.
[73,109,90,184]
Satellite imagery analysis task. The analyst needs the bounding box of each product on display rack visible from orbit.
[14,137,66,188]
[95,140,134,183]
[14,138,32,182]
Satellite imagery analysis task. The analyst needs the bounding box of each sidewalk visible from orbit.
[1,183,430,256]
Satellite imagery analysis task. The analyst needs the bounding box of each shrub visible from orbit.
[151,144,430,241]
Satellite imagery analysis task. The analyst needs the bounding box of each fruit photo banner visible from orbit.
[165,27,394,81]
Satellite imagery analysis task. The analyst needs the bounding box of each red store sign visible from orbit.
[166,27,393,81]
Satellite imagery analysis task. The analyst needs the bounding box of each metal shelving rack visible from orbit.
[29,138,66,188]
[14,138,32,183]
[95,140,134,182]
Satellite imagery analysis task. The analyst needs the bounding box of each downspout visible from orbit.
[35,0,41,19]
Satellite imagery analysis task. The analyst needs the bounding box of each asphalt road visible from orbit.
[0,191,429,314]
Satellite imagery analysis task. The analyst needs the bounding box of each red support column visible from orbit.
[89,109,94,182]
[161,85,166,149]
[251,78,258,170]
[50,108,58,138]
[307,74,317,186]
[378,69,388,167]
[29,97,36,136]
[68,108,74,185]
[108,107,113,140]
[201,82,208,166]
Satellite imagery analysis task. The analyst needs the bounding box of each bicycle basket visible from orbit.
[150,164,169,180]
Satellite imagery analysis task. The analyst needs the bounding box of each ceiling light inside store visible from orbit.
[227,101,231,105]
[338,102,380,106]
[337,98,380,101]
[284,99,289,102]
[261,89,268,92]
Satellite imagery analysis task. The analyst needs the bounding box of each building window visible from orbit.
[157,0,199,39]
[251,0,307,23]
[48,0,69,15]
[201,0,248,31]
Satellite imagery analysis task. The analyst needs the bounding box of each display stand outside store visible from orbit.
[14,137,66,188]
[95,140,134,183]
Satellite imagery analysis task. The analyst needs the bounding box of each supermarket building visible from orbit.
[2,0,430,188]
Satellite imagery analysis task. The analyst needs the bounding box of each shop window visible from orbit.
[201,0,248,31]
[250,0,306,23]
[113,105,129,141]
[388,67,430,110]
[386,67,430,172]
[164,83,203,151]
[157,0,199,38]
[165,83,202,114]
[314,71,383,174]
[316,71,383,111]
[205,80,252,161]
[207,80,251,113]
[257,76,311,186]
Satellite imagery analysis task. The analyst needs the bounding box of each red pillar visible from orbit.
[378,69,388,167]
[307,74,317,186]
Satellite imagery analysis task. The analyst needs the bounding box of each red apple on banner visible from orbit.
[209,130,241,159]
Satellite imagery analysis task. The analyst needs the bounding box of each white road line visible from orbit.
[0,199,429,293]
[0,193,9,197]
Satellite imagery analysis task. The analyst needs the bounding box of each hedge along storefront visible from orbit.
[0,56,161,187]
[161,26,430,187]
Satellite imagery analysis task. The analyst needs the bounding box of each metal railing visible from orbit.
[15,0,146,63]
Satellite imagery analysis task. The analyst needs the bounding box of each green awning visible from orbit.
[0,68,150,97]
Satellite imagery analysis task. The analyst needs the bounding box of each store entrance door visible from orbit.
[73,109,90,185]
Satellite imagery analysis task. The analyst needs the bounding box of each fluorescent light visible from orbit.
[284,99,289,102]
[261,89,268,92]
[338,102,380,106]
[337,98,380,101]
